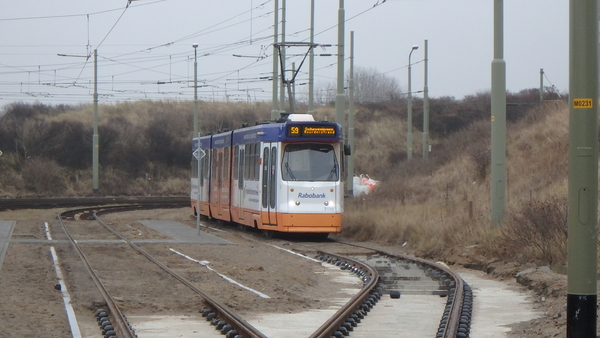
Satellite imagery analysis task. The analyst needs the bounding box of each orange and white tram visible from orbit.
[191,114,345,236]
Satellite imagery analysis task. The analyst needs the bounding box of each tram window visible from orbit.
[241,143,261,182]
[248,143,258,181]
[252,143,256,180]
[211,149,217,180]
[233,145,239,180]
[248,144,254,181]
[239,148,245,189]
[246,144,252,180]
[199,156,204,186]
[203,151,210,184]
[253,143,260,181]
[191,158,198,179]
[243,145,249,180]
[217,152,223,186]
[223,147,230,181]
[281,144,338,181]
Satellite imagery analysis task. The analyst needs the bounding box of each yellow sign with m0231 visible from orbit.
[573,98,593,108]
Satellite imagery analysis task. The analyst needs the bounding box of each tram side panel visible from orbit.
[245,142,262,227]
[258,142,280,229]
[200,147,211,216]
[231,141,261,228]
[219,145,232,221]
[191,136,211,217]
[230,144,243,223]
[209,133,233,222]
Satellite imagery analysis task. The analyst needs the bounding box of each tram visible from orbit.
[191,114,346,237]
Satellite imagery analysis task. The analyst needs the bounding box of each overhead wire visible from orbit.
[124,0,384,90]
[105,1,274,61]
[0,0,167,21]
[69,1,139,87]
[543,72,556,89]
[1,0,389,104]
[207,1,389,94]
[92,3,278,94]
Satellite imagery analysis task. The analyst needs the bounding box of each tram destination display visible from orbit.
[286,124,337,138]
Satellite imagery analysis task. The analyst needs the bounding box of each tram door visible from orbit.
[262,143,278,225]
[220,146,231,221]
[210,149,224,218]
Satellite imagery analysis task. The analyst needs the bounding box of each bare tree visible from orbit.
[352,67,402,103]
[312,67,403,105]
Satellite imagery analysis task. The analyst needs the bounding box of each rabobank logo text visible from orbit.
[298,192,326,198]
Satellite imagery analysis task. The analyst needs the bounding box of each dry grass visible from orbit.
[343,100,572,265]
[0,98,577,266]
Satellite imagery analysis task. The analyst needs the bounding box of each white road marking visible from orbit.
[169,248,270,299]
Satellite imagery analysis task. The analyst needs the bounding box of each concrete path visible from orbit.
[138,220,232,245]
[0,220,15,269]
[457,267,543,337]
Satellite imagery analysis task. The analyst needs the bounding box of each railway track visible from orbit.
[313,247,472,338]
[58,205,268,338]
[54,204,384,338]
[1,202,471,337]
[205,222,473,337]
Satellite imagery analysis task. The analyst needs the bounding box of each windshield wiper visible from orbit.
[326,163,338,181]
[284,162,297,181]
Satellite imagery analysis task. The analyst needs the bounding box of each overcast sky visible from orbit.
[0,0,569,108]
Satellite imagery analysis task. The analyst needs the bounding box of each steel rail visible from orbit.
[367,249,465,338]
[57,208,137,338]
[92,206,268,338]
[330,240,466,338]
[308,250,380,338]
[54,203,464,337]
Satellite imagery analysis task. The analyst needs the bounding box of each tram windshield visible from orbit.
[282,143,338,181]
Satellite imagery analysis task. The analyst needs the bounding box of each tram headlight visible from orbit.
[324,201,329,206]
[290,200,301,206]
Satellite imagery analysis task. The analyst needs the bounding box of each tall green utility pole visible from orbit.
[193,43,198,137]
[490,0,506,226]
[407,45,418,160]
[347,31,355,195]
[567,0,598,336]
[335,0,345,127]
[308,0,315,115]
[539,68,544,102]
[422,39,429,161]
[92,49,99,193]
[279,0,286,114]
[271,0,279,120]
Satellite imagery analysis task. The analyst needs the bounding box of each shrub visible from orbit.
[470,143,490,182]
[499,197,568,265]
[21,158,67,195]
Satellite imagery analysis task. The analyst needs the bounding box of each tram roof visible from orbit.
[193,120,341,149]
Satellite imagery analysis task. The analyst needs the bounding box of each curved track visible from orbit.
[333,240,472,337]
[3,200,471,337]
[312,246,471,338]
